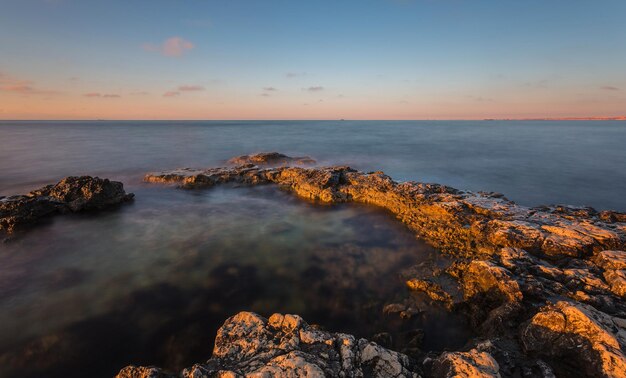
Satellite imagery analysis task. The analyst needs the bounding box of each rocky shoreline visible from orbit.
[126,152,626,377]
[3,154,623,377]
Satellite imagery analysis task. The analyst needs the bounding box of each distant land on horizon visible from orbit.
[486,116,626,121]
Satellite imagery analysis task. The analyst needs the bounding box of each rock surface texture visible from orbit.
[128,153,626,377]
[117,312,421,378]
[0,176,134,234]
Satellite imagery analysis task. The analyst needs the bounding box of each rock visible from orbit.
[0,176,133,233]
[406,279,454,309]
[431,348,501,377]
[116,366,174,378]
[603,269,626,297]
[144,153,626,259]
[228,152,316,167]
[594,250,626,270]
[521,301,626,378]
[461,261,523,304]
[116,312,421,377]
[140,153,626,376]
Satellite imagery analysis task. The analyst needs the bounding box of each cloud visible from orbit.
[466,95,494,102]
[304,86,324,92]
[83,93,121,98]
[286,72,307,78]
[523,79,549,89]
[263,87,277,91]
[178,85,204,91]
[601,86,619,91]
[163,91,180,97]
[130,91,150,96]
[143,37,194,57]
[260,93,271,97]
[0,73,60,95]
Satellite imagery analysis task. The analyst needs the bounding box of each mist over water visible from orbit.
[1,120,625,376]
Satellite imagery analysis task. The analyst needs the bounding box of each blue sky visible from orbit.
[1,0,625,119]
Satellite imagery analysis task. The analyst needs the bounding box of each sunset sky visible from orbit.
[1,0,625,120]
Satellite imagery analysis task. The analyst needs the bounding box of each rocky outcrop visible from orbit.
[144,154,625,259]
[227,152,316,167]
[521,301,626,378]
[430,348,501,378]
[0,176,134,234]
[117,311,421,378]
[140,153,626,377]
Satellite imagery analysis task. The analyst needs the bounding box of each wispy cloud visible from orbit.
[601,86,619,91]
[143,37,195,57]
[304,86,324,92]
[466,95,494,102]
[286,72,307,78]
[178,85,204,91]
[0,73,60,95]
[263,87,277,91]
[260,93,271,97]
[83,93,121,98]
[163,91,180,97]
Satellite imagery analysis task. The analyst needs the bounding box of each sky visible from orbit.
[1,0,625,120]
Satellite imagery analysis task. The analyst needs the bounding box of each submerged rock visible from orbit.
[0,176,134,233]
[140,153,626,377]
[117,311,421,378]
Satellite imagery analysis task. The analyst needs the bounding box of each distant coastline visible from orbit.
[485,116,626,121]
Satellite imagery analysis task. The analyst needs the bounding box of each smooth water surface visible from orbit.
[1,120,625,210]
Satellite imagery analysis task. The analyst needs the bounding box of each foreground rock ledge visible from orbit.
[141,153,626,377]
[118,311,439,378]
[0,176,134,234]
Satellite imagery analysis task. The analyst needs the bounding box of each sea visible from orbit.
[0,120,624,377]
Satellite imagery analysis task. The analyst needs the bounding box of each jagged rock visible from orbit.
[461,261,522,304]
[594,250,626,270]
[116,312,421,378]
[430,348,501,377]
[0,176,133,233]
[140,153,626,377]
[406,279,454,309]
[144,153,626,259]
[228,152,316,167]
[521,301,626,378]
[116,366,173,378]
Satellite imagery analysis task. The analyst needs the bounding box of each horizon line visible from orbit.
[1,117,626,122]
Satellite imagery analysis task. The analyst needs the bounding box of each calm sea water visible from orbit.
[0,120,625,377]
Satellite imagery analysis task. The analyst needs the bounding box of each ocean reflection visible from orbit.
[0,185,472,377]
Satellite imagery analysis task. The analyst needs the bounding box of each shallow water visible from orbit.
[0,185,468,377]
[1,120,625,376]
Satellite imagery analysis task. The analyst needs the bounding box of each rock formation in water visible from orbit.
[227,152,316,167]
[0,176,134,234]
[126,153,626,377]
